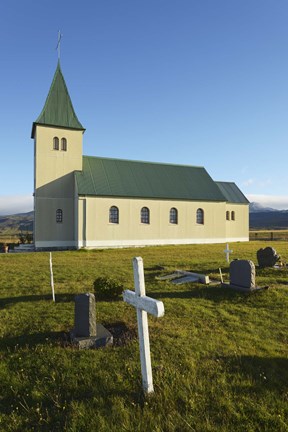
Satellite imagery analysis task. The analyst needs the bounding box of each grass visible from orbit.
[0,242,288,431]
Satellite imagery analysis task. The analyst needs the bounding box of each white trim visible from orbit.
[77,237,249,249]
[225,237,249,242]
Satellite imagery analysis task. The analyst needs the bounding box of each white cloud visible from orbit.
[242,178,272,188]
[0,195,33,216]
[246,194,288,210]
[243,178,254,186]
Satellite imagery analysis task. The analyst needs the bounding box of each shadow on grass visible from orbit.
[0,330,67,351]
[105,321,137,346]
[0,293,75,308]
[0,322,137,352]
[148,285,249,303]
[223,355,288,394]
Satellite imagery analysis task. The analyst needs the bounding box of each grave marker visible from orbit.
[70,293,113,349]
[257,247,280,268]
[222,259,267,292]
[74,293,97,337]
[224,243,233,263]
[230,260,255,290]
[123,257,165,394]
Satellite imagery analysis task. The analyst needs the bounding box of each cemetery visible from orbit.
[0,241,287,431]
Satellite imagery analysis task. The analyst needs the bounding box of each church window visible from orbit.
[196,208,204,224]
[53,137,59,150]
[231,211,235,221]
[61,138,67,151]
[141,207,150,224]
[56,209,63,223]
[226,211,230,221]
[109,206,119,224]
[170,207,178,224]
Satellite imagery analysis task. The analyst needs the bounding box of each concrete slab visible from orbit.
[172,275,199,285]
[70,323,113,349]
[156,272,183,281]
[156,270,209,284]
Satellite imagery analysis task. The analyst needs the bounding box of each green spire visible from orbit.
[31,61,85,138]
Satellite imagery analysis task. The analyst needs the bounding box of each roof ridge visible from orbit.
[82,155,205,169]
[76,156,228,202]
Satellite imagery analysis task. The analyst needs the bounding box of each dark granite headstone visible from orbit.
[230,260,255,290]
[74,293,96,337]
[71,293,113,349]
[257,247,280,268]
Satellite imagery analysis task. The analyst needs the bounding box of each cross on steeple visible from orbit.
[56,30,62,60]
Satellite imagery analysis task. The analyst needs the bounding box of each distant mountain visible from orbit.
[248,202,288,229]
[0,211,33,235]
[249,202,279,213]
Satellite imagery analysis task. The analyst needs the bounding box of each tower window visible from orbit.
[196,208,204,225]
[61,138,67,151]
[226,211,230,221]
[231,211,235,221]
[109,206,119,224]
[53,137,59,150]
[141,207,150,224]
[56,209,63,223]
[170,207,178,224]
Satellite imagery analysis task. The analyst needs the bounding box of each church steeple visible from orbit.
[31,61,84,138]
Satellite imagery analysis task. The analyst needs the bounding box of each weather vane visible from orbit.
[56,30,62,60]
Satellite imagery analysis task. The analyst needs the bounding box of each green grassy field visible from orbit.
[0,242,287,431]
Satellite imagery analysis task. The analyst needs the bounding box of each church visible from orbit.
[32,61,249,250]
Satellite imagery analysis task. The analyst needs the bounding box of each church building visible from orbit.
[32,62,249,250]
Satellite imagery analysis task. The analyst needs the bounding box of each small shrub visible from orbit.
[93,276,124,300]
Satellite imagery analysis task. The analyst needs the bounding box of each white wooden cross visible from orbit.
[123,257,165,394]
[224,243,233,263]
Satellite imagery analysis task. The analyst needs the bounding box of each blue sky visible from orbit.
[1,0,288,214]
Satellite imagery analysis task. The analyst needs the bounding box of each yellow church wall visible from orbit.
[76,196,248,248]
[34,197,76,248]
[34,125,83,192]
[34,125,84,249]
[225,204,249,241]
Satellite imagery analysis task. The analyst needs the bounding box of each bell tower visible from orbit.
[32,61,85,250]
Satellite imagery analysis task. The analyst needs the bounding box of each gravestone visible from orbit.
[230,260,255,290]
[70,293,113,349]
[257,247,280,268]
[123,257,165,394]
[74,293,97,337]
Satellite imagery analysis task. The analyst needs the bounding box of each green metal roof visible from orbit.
[215,181,249,204]
[75,156,227,201]
[31,61,84,138]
